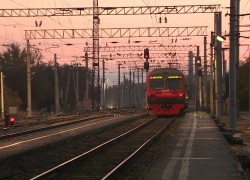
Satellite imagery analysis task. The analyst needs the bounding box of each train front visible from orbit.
[147,69,187,115]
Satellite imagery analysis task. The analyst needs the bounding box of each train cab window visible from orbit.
[149,79,165,89]
[167,78,183,89]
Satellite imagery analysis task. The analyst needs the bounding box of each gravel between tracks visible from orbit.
[0,113,184,180]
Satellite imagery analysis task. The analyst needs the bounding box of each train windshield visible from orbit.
[149,79,165,89]
[167,78,183,89]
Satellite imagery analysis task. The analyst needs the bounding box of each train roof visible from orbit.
[147,68,184,78]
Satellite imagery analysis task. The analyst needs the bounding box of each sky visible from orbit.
[0,0,250,86]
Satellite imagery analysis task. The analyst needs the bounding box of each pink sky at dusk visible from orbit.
[0,0,249,85]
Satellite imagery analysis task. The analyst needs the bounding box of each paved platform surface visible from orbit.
[141,111,246,180]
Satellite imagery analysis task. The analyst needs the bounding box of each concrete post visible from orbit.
[188,51,194,106]
[229,0,237,130]
[214,13,219,118]
[222,48,228,114]
[1,71,4,118]
[27,39,32,117]
[103,59,105,110]
[204,36,208,111]
[129,69,132,108]
[195,46,200,110]
[138,69,140,107]
[236,0,240,118]
[118,64,121,109]
[54,54,59,114]
[217,12,223,123]
[141,69,144,109]
[210,32,214,115]
[85,53,89,110]
[133,71,136,107]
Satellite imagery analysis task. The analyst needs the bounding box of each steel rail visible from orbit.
[0,114,111,140]
[102,117,176,179]
[30,116,157,180]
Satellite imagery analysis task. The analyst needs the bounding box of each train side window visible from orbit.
[149,79,164,89]
[167,79,183,89]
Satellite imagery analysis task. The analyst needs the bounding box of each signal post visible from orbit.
[144,48,149,109]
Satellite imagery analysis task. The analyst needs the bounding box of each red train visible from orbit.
[146,68,188,115]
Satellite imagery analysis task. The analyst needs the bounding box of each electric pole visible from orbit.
[27,40,32,117]
[204,36,208,111]
[210,32,214,115]
[229,0,237,130]
[55,54,59,114]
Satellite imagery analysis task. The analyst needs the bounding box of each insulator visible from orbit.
[165,17,167,23]
[159,17,162,23]
[35,21,38,27]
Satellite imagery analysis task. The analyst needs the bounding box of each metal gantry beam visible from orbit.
[0,5,220,17]
[117,59,213,68]
[25,26,208,39]
[117,59,184,66]
[102,52,194,59]
[84,45,198,52]
[128,64,184,70]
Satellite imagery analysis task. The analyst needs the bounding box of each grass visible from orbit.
[223,115,250,143]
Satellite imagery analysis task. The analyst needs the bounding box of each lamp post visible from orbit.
[215,12,223,123]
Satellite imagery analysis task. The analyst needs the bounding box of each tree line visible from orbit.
[0,43,92,115]
[0,43,249,115]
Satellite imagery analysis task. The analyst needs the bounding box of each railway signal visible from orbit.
[10,117,15,126]
[144,48,149,59]
[144,61,149,70]
[144,48,149,70]
[4,114,9,127]
[195,56,201,66]
[198,69,202,76]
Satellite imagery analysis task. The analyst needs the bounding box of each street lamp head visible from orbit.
[216,36,226,42]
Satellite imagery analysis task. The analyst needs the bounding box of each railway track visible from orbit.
[0,112,107,130]
[30,116,176,180]
[0,112,151,179]
[0,112,184,180]
[0,112,124,140]
[0,110,140,131]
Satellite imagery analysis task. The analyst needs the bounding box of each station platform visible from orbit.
[141,111,246,180]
